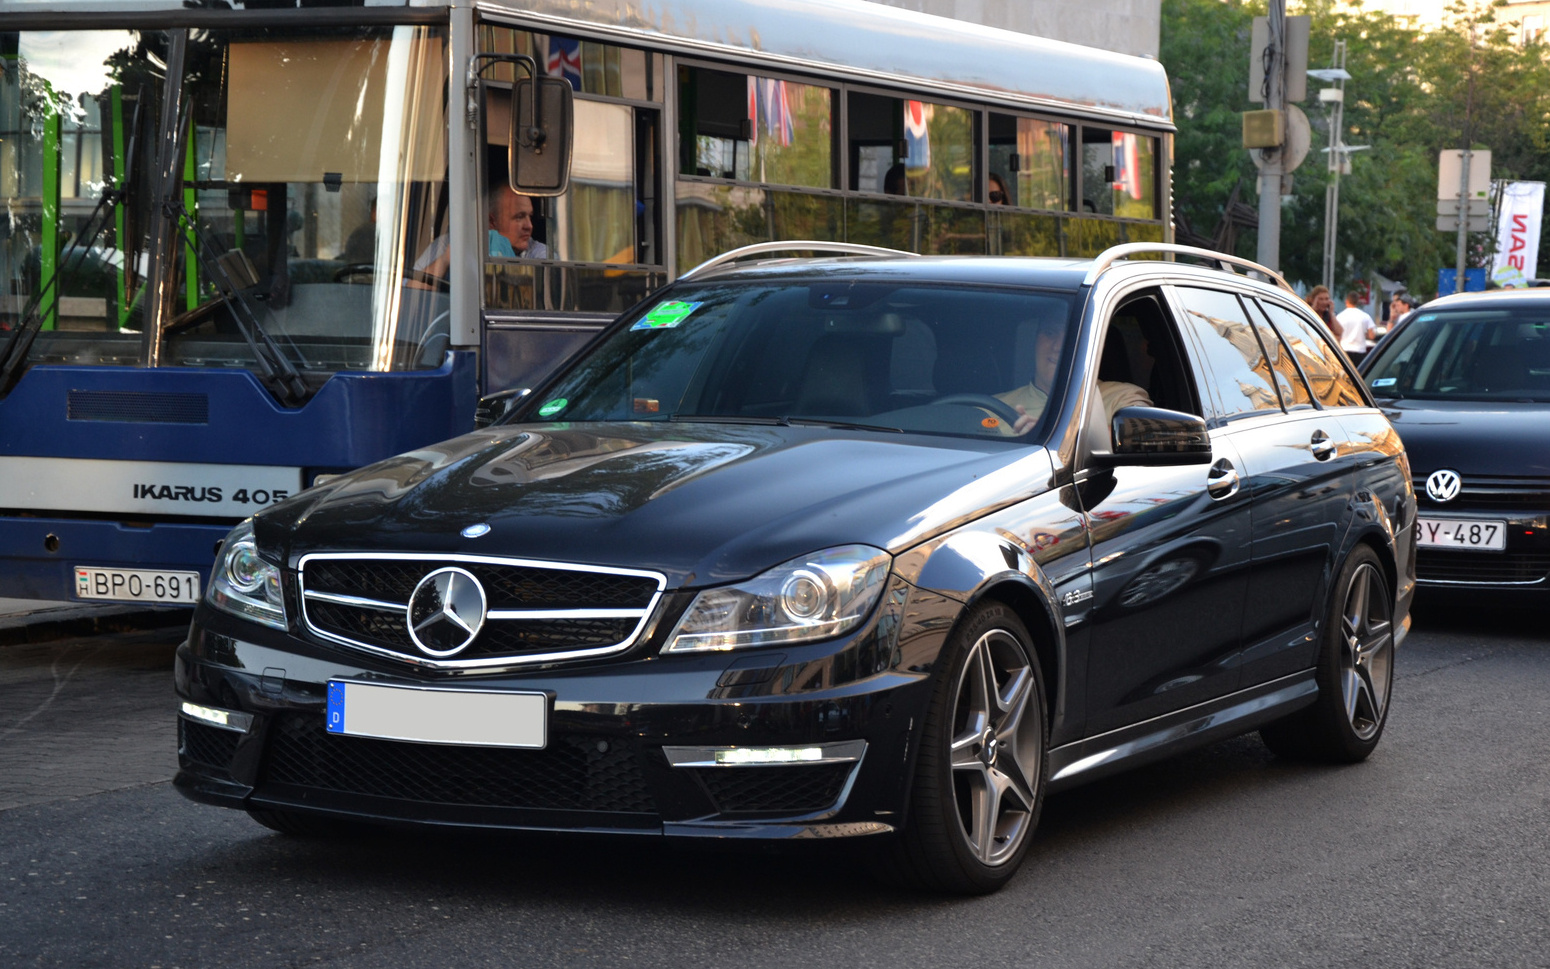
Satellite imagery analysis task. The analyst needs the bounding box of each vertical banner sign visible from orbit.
[1492,181,1546,287]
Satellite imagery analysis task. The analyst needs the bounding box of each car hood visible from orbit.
[1379,399,1550,478]
[265,423,1055,587]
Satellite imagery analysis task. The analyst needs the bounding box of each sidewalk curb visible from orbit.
[0,605,190,647]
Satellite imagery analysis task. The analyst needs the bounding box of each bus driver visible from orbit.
[415,184,548,277]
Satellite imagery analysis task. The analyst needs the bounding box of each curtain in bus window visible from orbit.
[552,99,635,264]
[1,30,157,357]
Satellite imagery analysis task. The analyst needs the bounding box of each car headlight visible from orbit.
[206,519,286,630]
[663,545,891,653]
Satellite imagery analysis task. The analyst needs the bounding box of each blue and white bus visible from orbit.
[0,0,1173,605]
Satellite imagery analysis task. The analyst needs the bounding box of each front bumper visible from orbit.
[1412,505,1550,592]
[174,588,934,841]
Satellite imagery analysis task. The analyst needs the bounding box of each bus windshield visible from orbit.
[0,24,450,383]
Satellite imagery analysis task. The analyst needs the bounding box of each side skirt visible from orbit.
[1046,671,1318,793]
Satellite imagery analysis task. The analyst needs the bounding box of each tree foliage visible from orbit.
[1162,0,1550,295]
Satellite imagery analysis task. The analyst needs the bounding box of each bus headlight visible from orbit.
[662,545,891,653]
[207,519,286,630]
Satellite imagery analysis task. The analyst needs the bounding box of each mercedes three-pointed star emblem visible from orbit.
[1426,468,1462,503]
[407,567,488,657]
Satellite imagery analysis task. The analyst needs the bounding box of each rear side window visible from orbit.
[1171,287,1282,421]
[1244,300,1314,409]
[1259,300,1367,408]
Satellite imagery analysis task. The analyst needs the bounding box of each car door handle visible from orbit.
[1310,430,1337,461]
[1207,458,1239,500]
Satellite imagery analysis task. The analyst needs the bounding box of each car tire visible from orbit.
[877,600,1047,894]
[1260,545,1395,763]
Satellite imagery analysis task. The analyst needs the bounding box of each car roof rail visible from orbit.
[1084,242,1296,295]
[678,241,920,280]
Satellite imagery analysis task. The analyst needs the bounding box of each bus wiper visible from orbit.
[158,105,308,405]
[164,196,309,404]
[0,97,144,398]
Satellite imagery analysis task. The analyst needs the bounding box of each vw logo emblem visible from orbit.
[461,523,491,539]
[407,567,487,657]
[1426,469,1462,503]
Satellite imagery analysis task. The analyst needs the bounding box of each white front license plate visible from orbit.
[326,681,547,748]
[1416,518,1508,550]
[75,567,200,603]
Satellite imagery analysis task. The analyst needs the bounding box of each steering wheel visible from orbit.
[930,393,1024,430]
[332,263,374,284]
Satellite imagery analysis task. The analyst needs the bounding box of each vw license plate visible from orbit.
[326,681,547,748]
[75,567,200,603]
[1416,518,1507,550]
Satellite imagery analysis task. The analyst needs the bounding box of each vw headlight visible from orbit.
[663,545,891,653]
[207,519,286,630]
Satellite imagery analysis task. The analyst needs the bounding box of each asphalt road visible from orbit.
[2,599,1547,969]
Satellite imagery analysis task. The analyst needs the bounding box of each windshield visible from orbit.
[1,25,449,382]
[525,280,1077,440]
[1366,306,1550,402]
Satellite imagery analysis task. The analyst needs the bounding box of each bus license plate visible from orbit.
[1416,518,1507,550]
[326,681,547,748]
[75,567,201,604]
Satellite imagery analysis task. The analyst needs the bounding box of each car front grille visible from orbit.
[298,553,664,669]
[1416,551,1550,585]
[691,763,855,816]
[261,713,657,814]
[1413,476,1550,511]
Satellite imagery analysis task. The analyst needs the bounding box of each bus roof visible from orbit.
[479,0,1174,130]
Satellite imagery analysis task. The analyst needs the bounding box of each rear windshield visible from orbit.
[1366,308,1550,402]
[522,281,1078,440]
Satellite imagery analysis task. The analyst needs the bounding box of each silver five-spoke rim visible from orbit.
[1340,562,1393,741]
[949,629,1041,867]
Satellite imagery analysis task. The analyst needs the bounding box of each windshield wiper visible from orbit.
[668,414,903,433]
[159,107,308,405]
[781,417,904,433]
[0,97,144,397]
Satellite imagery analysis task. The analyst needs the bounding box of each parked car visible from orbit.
[175,243,1415,894]
[1361,288,1550,594]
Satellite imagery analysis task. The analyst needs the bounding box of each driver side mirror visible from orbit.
[1091,406,1212,467]
[510,76,574,197]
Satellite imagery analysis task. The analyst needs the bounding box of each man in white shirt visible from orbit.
[1335,291,1376,365]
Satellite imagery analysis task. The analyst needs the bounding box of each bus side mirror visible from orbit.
[510,76,573,197]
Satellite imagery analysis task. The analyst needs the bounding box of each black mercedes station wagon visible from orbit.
[176,243,1416,893]
[1361,289,1550,596]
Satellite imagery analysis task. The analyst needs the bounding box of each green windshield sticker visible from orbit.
[537,398,568,418]
[632,300,703,331]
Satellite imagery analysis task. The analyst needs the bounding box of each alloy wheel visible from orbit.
[1339,562,1393,741]
[948,629,1041,867]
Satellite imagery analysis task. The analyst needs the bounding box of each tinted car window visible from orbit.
[528,282,1077,438]
[1171,286,1281,420]
[1260,300,1366,408]
[1365,307,1550,401]
[1244,300,1314,409]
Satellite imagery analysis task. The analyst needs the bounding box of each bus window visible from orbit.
[478,26,662,102]
[1080,126,1157,220]
[987,114,1070,212]
[0,29,164,364]
[847,91,972,203]
[676,66,834,190]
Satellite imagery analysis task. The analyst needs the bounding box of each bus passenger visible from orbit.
[988,173,1009,205]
